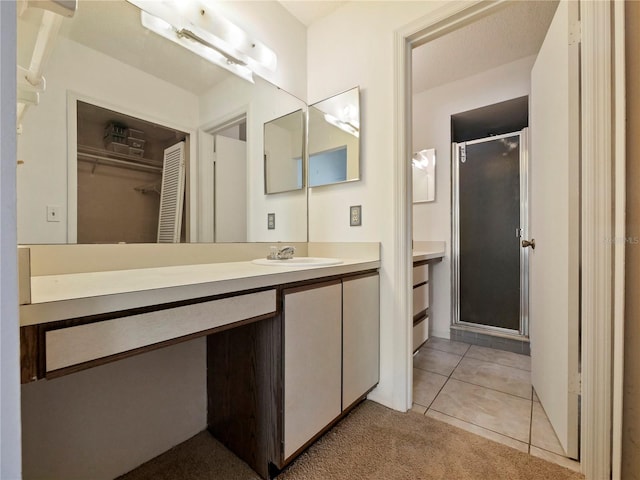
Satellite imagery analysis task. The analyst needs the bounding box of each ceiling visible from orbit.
[278,1,346,26]
[412,1,559,94]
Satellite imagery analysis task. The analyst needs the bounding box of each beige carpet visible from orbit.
[119,401,584,480]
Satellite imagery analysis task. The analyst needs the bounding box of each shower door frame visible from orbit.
[451,129,529,337]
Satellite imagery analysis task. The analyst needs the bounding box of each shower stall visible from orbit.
[452,129,529,336]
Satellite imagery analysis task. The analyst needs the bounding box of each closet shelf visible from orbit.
[77,144,163,174]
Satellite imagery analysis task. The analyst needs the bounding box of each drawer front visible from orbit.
[413,317,429,352]
[46,289,276,372]
[412,283,429,317]
[413,264,429,286]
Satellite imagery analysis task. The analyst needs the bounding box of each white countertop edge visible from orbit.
[412,250,445,262]
[21,259,380,326]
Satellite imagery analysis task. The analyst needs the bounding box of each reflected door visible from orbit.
[453,130,528,334]
[214,135,247,242]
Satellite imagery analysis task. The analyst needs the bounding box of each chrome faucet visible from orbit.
[267,245,296,260]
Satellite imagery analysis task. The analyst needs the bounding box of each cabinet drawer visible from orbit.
[46,289,276,372]
[413,264,429,286]
[412,283,429,317]
[413,317,429,352]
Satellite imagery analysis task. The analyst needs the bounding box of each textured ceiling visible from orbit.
[278,1,346,26]
[412,1,559,94]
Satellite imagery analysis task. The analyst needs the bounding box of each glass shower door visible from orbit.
[452,130,529,334]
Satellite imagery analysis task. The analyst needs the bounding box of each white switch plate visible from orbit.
[47,205,61,222]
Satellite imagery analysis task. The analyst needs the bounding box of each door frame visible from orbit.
[393,1,625,478]
[452,130,529,336]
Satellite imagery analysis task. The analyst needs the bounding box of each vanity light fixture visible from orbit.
[127,0,277,83]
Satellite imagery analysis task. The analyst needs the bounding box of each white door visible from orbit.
[157,141,186,243]
[529,0,580,459]
[214,135,247,242]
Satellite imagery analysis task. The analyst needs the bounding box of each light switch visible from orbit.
[267,213,275,230]
[47,205,61,222]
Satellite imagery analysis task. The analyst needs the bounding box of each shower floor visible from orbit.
[412,336,579,472]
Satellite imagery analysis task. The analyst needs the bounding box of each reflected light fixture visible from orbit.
[324,113,359,138]
[127,0,277,83]
[412,149,435,170]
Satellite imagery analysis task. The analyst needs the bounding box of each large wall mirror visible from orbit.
[16,0,307,245]
[307,87,360,188]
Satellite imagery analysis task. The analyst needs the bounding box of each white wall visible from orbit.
[1,2,22,478]
[213,0,307,100]
[412,55,535,339]
[307,1,449,410]
[21,340,206,480]
[17,36,199,245]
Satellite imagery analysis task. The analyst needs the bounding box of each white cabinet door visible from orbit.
[342,274,380,408]
[530,0,580,459]
[283,281,342,459]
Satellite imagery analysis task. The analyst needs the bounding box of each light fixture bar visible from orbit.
[128,0,277,77]
[140,12,254,83]
[177,28,246,66]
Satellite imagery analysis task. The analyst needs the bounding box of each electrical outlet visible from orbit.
[47,205,61,223]
[350,205,362,226]
[267,213,276,230]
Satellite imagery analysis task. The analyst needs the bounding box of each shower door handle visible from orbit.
[521,239,536,249]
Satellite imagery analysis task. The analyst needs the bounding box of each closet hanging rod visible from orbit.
[78,152,163,174]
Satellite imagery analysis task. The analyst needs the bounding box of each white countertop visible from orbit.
[21,257,380,326]
[413,241,446,263]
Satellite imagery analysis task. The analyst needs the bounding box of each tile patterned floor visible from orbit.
[412,336,581,473]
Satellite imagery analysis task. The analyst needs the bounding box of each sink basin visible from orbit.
[252,257,343,267]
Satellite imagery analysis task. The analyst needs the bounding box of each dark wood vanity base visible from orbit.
[207,271,380,479]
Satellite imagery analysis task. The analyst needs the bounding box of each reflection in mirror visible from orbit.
[412,148,436,203]
[307,87,360,188]
[76,101,189,244]
[16,0,308,244]
[264,110,304,194]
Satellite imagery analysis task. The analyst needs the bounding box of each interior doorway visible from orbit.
[406,0,580,470]
[206,116,248,243]
[398,1,621,478]
[76,100,188,243]
[452,129,529,336]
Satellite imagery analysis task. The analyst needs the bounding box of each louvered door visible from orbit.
[157,141,186,243]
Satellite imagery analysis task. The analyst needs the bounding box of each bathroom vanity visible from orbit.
[412,241,446,352]
[18,242,380,479]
